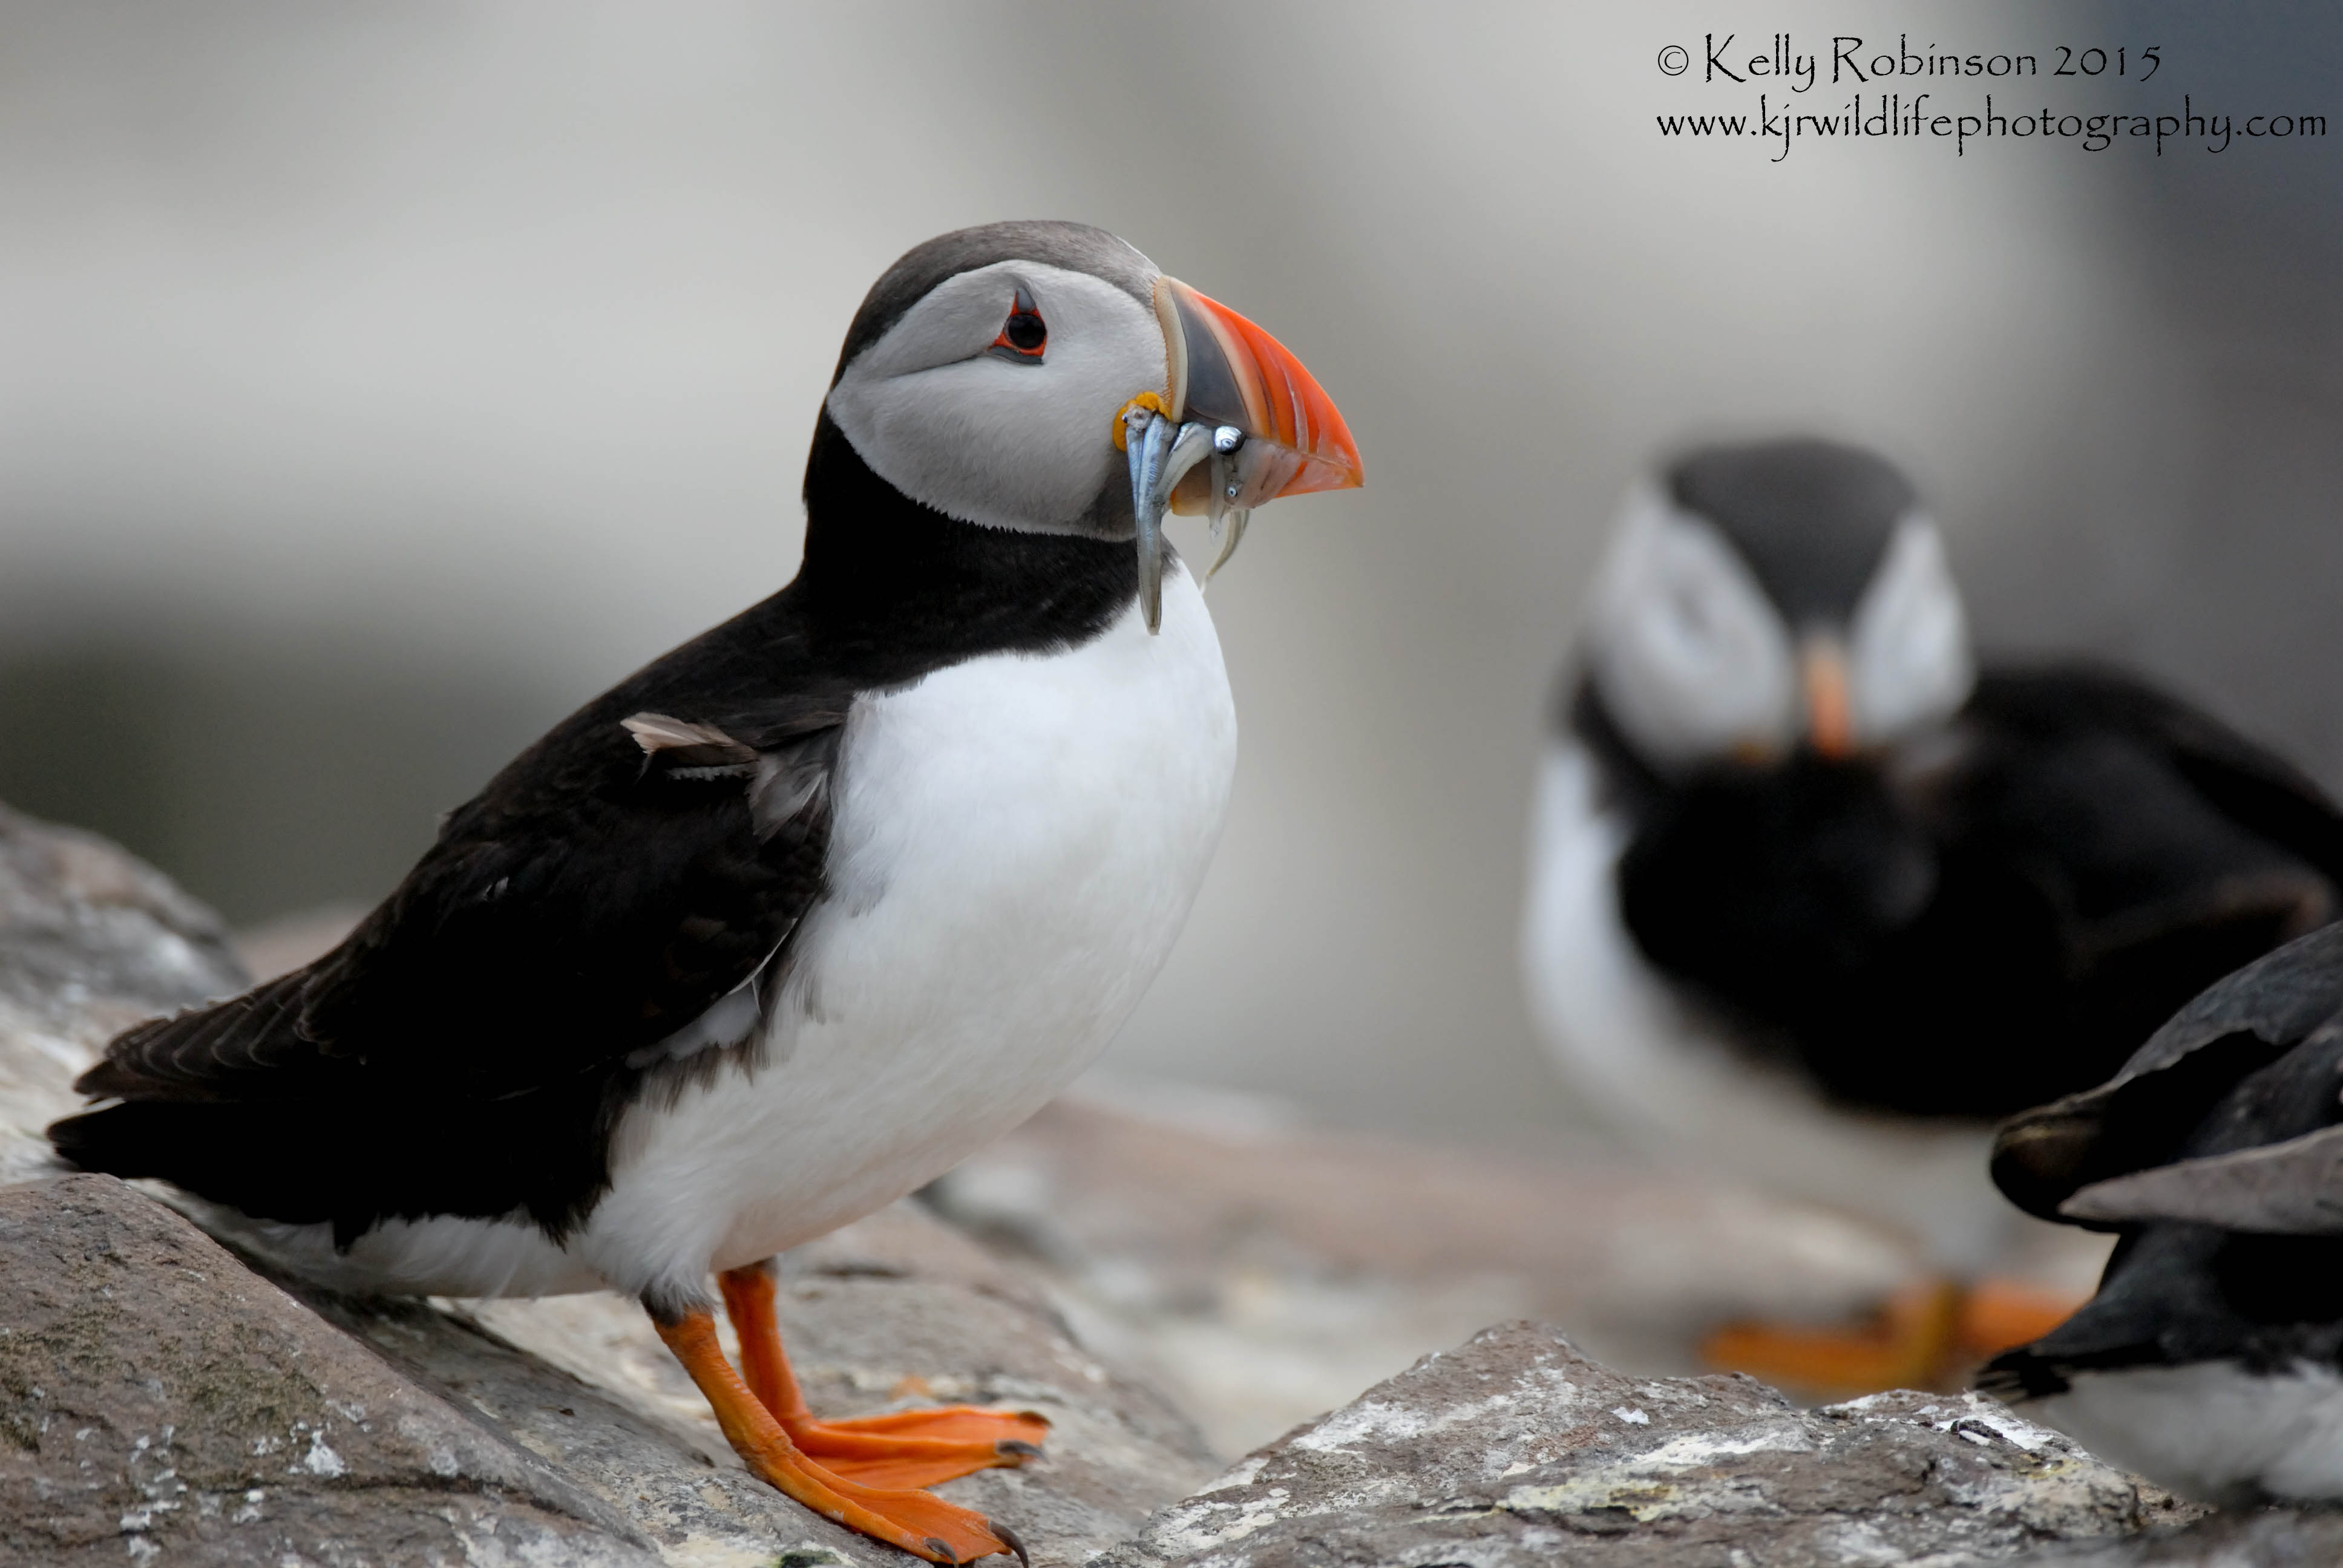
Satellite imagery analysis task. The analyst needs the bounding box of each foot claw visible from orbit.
[924,1538,956,1565]
[993,1522,1032,1567]
[997,1440,1041,1460]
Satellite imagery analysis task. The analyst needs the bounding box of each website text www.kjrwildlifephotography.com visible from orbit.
[1650,34,2325,162]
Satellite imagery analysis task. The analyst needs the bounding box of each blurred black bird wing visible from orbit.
[1602,660,2343,1123]
[1896,662,2343,1113]
[1965,664,2343,941]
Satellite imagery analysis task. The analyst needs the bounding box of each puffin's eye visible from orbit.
[988,286,1046,363]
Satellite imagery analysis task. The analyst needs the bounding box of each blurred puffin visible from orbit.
[1986,922,2343,1504]
[1521,437,2343,1393]
[50,221,1362,1564]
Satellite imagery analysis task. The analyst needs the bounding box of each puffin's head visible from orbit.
[822,221,1363,629]
[1582,438,1973,771]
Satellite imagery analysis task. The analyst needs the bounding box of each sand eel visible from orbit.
[1984,922,2343,1504]
[1521,437,2343,1394]
[49,221,1362,1563]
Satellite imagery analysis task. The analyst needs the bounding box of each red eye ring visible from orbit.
[989,285,1046,362]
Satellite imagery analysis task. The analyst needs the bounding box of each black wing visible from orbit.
[1979,1221,2343,1400]
[1982,986,2343,1402]
[1991,920,2343,1224]
[1609,661,2343,1121]
[49,688,845,1244]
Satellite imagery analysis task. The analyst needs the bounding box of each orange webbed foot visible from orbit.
[786,1405,1050,1490]
[655,1308,1026,1564]
[718,1260,1048,1490]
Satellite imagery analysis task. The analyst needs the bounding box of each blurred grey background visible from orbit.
[1,2,2336,1149]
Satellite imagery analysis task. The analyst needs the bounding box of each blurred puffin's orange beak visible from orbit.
[1802,636,1855,759]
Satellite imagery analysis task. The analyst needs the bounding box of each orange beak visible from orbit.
[1116,274,1364,633]
[1801,636,1856,760]
[1153,276,1364,511]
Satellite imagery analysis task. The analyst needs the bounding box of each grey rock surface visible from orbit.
[0,1172,658,1567]
[931,1089,2112,1455]
[0,1169,1215,1568]
[1104,1321,2207,1568]
[0,803,246,1186]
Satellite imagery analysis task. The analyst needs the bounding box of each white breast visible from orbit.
[574,567,1236,1299]
[1520,740,2014,1272]
[2033,1361,2343,1506]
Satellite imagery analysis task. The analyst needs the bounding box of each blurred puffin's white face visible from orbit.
[1846,518,1973,744]
[1585,486,1973,769]
[826,260,1167,535]
[1588,486,1798,767]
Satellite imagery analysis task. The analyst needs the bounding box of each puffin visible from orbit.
[48,221,1362,1564]
[1984,921,2343,1506]
[1519,437,2343,1393]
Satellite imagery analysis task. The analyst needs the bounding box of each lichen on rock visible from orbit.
[1106,1322,2207,1568]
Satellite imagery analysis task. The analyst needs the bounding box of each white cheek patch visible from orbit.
[1847,517,1974,744]
[827,261,1166,534]
[1586,487,1798,768]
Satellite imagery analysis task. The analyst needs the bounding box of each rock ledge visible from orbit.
[1105,1320,2201,1568]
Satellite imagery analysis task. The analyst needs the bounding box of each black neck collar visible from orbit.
[783,411,1139,676]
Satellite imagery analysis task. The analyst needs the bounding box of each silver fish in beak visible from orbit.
[1118,278,1363,632]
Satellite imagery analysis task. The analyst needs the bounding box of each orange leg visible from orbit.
[1954,1276,2083,1357]
[718,1261,1049,1491]
[653,1307,1026,1566]
[1703,1279,1965,1398]
[1702,1275,2091,1399]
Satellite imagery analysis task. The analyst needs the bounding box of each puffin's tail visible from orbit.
[47,970,376,1232]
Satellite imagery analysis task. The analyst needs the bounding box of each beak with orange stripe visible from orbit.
[1116,278,1363,632]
